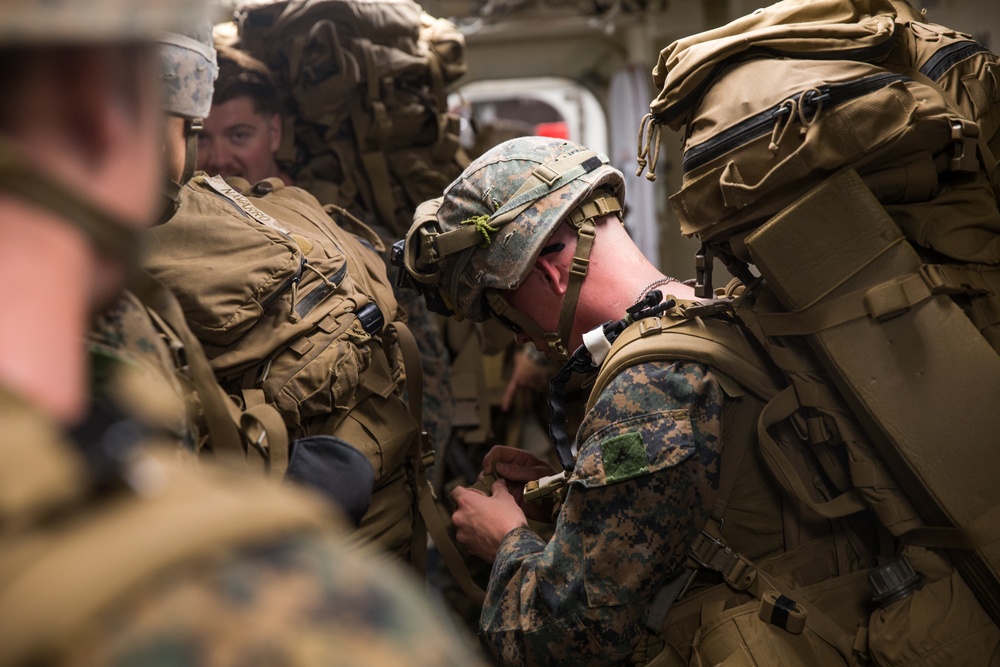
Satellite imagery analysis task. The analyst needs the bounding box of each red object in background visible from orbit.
[535,121,569,139]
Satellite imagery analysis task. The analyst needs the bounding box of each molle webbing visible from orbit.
[0,140,140,264]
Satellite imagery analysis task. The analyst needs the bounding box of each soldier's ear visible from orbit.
[267,111,282,153]
[534,255,568,296]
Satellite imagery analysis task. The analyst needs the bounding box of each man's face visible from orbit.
[197,95,281,183]
[501,266,563,355]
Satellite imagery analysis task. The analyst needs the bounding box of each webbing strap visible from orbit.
[555,217,595,359]
[750,568,865,662]
[754,268,933,336]
[346,89,397,231]
[688,531,866,663]
[758,387,867,519]
[391,325,491,598]
[903,504,1000,550]
[645,568,696,633]
[418,478,487,605]
[238,388,289,479]
[486,291,567,360]
[689,531,757,591]
[431,149,610,259]
[388,322,428,574]
[389,322,423,427]
[132,272,246,460]
[908,64,1000,199]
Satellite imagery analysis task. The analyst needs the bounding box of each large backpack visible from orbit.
[631,0,1000,663]
[143,174,423,560]
[234,0,468,238]
[588,283,1000,666]
[639,0,1000,348]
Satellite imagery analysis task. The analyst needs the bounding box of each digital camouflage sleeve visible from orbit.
[479,360,724,666]
[64,535,487,667]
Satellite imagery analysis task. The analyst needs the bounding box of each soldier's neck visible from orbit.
[0,197,93,426]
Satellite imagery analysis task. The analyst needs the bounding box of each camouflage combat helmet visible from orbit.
[0,0,209,45]
[158,20,218,221]
[400,136,625,360]
[160,23,218,121]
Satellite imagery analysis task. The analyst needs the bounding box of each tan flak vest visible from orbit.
[0,385,336,666]
[587,302,1000,667]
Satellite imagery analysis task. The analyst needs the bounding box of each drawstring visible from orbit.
[636,113,663,182]
[289,280,301,323]
[769,98,798,154]
[798,87,825,136]
[304,261,339,290]
[287,262,340,324]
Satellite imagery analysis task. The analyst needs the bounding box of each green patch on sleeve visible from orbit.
[601,432,649,483]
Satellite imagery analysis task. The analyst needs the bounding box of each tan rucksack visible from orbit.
[143,174,423,560]
[585,277,1000,666]
[234,0,468,237]
[639,0,1000,349]
[629,0,1000,662]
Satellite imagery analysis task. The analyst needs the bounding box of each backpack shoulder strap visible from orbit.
[587,309,784,414]
[131,271,247,459]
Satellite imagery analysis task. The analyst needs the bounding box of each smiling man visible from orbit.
[197,44,291,184]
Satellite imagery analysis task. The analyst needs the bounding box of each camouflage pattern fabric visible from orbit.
[434,137,624,323]
[480,360,723,666]
[159,24,218,120]
[62,536,486,667]
[0,383,486,667]
[88,291,196,448]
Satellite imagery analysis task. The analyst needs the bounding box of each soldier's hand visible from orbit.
[451,478,527,562]
[481,446,559,522]
[483,445,557,483]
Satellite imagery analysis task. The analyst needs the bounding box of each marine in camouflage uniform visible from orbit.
[397,136,728,665]
[480,360,723,665]
[0,2,487,664]
[88,20,223,454]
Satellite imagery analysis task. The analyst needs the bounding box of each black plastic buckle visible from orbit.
[356,302,385,336]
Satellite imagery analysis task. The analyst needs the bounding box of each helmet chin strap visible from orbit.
[485,193,621,362]
[157,117,203,225]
